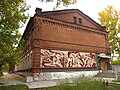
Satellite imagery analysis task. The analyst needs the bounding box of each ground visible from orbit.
[0,72,120,89]
[0,73,71,89]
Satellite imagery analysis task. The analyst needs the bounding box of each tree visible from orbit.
[39,0,76,9]
[98,6,120,61]
[0,0,28,75]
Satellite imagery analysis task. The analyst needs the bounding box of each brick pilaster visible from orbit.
[32,47,41,73]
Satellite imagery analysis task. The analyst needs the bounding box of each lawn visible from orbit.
[34,77,120,90]
[0,77,120,90]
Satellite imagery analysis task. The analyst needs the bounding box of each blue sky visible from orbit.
[19,0,120,34]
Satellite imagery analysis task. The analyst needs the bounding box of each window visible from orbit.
[79,18,82,25]
[73,16,77,24]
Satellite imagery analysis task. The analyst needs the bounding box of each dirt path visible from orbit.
[0,73,25,85]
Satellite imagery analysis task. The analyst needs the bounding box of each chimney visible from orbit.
[35,8,42,15]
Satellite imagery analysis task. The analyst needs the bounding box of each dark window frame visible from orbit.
[73,16,77,24]
[79,18,82,25]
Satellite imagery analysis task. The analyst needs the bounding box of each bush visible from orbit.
[112,59,120,64]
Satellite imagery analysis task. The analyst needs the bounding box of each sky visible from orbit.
[19,0,120,34]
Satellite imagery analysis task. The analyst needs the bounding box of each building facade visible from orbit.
[17,8,111,74]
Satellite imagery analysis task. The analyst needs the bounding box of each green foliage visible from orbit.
[112,59,120,64]
[40,0,76,9]
[98,6,120,60]
[0,84,29,90]
[0,0,28,69]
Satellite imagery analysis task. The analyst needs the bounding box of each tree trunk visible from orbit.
[0,64,3,77]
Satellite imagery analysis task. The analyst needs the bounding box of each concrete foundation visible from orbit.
[33,71,99,81]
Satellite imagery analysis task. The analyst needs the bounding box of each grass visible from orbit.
[34,77,105,90]
[0,77,120,90]
[0,84,29,90]
[112,79,120,82]
[34,77,120,90]
[108,83,120,90]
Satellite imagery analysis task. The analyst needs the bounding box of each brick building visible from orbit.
[17,8,111,75]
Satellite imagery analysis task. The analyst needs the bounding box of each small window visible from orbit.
[73,16,77,24]
[79,18,82,25]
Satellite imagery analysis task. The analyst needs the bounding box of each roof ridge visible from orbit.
[42,8,78,13]
[40,8,103,30]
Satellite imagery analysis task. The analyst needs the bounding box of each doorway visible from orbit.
[101,59,107,72]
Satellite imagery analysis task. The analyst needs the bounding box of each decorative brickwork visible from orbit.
[40,49,96,68]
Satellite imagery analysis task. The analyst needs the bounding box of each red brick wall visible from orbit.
[34,16,109,53]
[41,24,105,47]
[44,11,101,29]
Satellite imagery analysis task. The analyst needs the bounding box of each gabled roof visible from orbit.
[22,17,33,39]
[22,8,106,39]
[40,9,104,30]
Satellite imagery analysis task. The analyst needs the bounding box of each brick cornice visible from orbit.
[34,45,108,54]
[33,38,110,54]
[35,38,107,49]
[35,16,108,35]
[42,9,103,30]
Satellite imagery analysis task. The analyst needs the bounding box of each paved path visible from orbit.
[25,79,74,89]
[0,73,66,89]
[0,73,119,89]
[0,73,24,85]
[25,80,58,89]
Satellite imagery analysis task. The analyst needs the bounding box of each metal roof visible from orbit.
[98,55,111,59]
